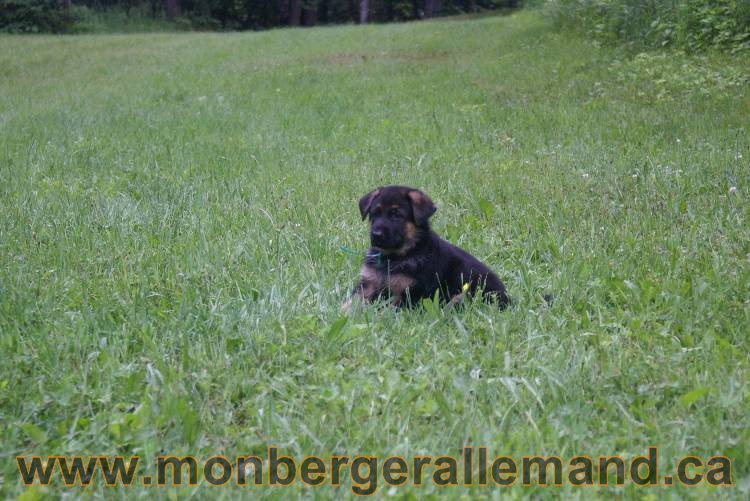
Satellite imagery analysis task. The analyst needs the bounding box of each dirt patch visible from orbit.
[317,50,451,66]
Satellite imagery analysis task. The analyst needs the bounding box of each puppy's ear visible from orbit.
[358,188,382,220]
[407,189,437,225]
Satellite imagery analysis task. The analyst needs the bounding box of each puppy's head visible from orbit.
[358,186,436,254]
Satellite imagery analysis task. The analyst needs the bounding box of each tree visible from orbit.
[302,4,317,26]
[424,0,442,18]
[290,0,302,25]
[278,0,290,24]
[0,0,523,33]
[165,0,180,21]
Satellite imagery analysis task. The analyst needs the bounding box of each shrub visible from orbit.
[545,0,750,52]
[0,0,77,33]
[70,5,174,33]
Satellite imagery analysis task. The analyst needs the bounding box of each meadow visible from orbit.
[1,9,749,498]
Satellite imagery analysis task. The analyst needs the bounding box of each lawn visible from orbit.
[1,9,749,498]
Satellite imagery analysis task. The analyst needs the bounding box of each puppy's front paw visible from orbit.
[443,292,465,312]
[340,298,353,313]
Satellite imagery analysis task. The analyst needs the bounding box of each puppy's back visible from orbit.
[437,236,510,307]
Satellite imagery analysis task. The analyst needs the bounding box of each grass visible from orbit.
[1,9,749,499]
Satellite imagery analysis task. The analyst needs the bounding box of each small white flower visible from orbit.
[729,186,738,194]
[676,139,681,143]
[582,173,589,179]
[470,368,482,380]
[632,174,638,179]
[735,153,743,160]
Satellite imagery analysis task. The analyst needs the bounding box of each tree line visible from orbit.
[0,0,521,32]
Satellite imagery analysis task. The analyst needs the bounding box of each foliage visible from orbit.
[545,0,750,52]
[71,4,174,32]
[1,10,749,497]
[0,0,524,33]
[607,50,749,100]
[0,0,77,33]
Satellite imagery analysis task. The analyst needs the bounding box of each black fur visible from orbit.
[344,185,510,309]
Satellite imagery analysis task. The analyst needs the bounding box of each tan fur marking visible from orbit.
[395,222,418,256]
[357,265,382,299]
[407,191,424,205]
[348,266,415,306]
[343,265,381,309]
[360,265,380,282]
[385,273,415,296]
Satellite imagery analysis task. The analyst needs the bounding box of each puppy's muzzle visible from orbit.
[370,227,402,249]
[370,228,387,247]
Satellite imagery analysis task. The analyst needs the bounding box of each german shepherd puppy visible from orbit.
[342,186,510,310]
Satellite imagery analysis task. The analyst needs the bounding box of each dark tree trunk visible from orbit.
[151,0,158,18]
[62,0,72,8]
[165,0,181,21]
[359,0,368,23]
[302,6,318,26]
[424,0,441,18]
[318,0,328,24]
[290,0,302,25]
[278,0,289,24]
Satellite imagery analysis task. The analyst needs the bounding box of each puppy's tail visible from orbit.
[494,292,552,310]
[500,292,555,309]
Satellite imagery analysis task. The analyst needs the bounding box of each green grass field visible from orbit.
[1,10,749,498]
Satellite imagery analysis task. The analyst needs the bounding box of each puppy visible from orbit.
[342,185,510,310]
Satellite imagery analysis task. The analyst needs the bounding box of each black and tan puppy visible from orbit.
[342,185,510,310]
